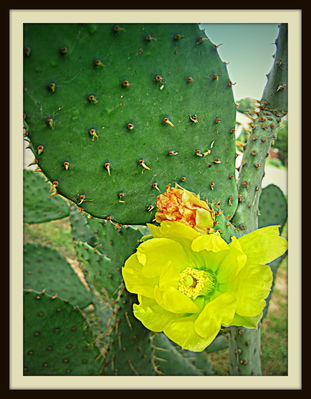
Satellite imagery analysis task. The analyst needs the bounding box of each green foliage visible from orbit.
[24,243,92,308]
[272,119,288,165]
[24,23,237,224]
[23,290,103,376]
[267,157,284,168]
[24,169,69,223]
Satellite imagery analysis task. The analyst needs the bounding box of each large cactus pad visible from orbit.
[24,23,237,224]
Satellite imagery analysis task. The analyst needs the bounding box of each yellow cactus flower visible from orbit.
[122,222,287,352]
[155,185,216,234]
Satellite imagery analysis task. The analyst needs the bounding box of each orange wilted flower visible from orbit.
[155,185,216,234]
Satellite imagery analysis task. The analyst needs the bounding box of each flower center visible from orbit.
[178,267,215,299]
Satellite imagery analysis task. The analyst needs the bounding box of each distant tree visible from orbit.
[272,120,288,166]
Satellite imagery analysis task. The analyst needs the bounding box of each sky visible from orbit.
[200,23,279,102]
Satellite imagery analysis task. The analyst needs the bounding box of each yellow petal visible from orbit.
[194,293,236,338]
[163,315,216,352]
[233,263,273,317]
[136,237,187,278]
[191,233,229,253]
[146,223,161,237]
[154,285,199,313]
[229,313,262,329]
[217,236,247,284]
[133,296,177,332]
[238,225,287,265]
[156,221,200,242]
[195,207,215,231]
[181,189,209,210]
[122,254,157,298]
[158,263,181,289]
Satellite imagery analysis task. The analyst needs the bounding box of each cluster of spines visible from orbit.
[232,104,281,231]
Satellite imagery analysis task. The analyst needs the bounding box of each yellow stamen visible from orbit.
[178,267,214,299]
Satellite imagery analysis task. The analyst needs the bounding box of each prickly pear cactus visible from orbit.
[24,23,237,224]
[24,290,103,376]
[24,169,69,224]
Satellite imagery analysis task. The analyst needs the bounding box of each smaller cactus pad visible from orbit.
[24,169,69,224]
[74,241,117,298]
[258,184,287,230]
[24,243,92,308]
[69,205,98,246]
[70,207,143,264]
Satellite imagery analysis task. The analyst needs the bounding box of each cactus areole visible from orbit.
[24,23,237,224]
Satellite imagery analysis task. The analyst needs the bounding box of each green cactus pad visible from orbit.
[151,333,214,375]
[104,284,154,376]
[24,243,92,308]
[258,184,287,230]
[259,184,287,320]
[70,206,143,261]
[229,327,262,376]
[74,241,118,298]
[262,24,288,114]
[24,23,237,224]
[23,290,103,375]
[23,169,69,224]
[206,334,228,353]
[69,205,98,246]
[236,97,258,114]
